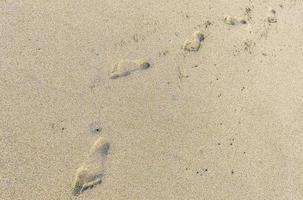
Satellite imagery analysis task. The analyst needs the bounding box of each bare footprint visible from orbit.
[223,15,247,25]
[267,8,277,23]
[72,137,110,196]
[110,59,151,79]
[183,31,204,52]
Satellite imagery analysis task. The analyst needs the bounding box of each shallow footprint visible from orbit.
[72,137,110,196]
[223,15,247,25]
[110,59,151,79]
[267,8,277,23]
[183,31,204,52]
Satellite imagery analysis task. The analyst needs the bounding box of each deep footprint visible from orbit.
[110,59,151,79]
[72,137,110,196]
[183,31,204,52]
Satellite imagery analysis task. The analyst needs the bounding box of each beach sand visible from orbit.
[1,0,303,199]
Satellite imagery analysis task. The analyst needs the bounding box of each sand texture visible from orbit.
[1,0,303,199]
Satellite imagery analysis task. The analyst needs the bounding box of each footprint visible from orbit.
[223,15,247,25]
[183,31,204,52]
[267,8,277,23]
[72,137,110,196]
[110,59,151,79]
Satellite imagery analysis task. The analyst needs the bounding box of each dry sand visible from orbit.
[1,0,303,199]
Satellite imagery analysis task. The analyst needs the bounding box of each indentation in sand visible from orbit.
[223,15,247,25]
[72,137,110,196]
[110,59,151,79]
[183,31,204,52]
[267,8,277,23]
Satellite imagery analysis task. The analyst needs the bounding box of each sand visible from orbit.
[1,0,303,199]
